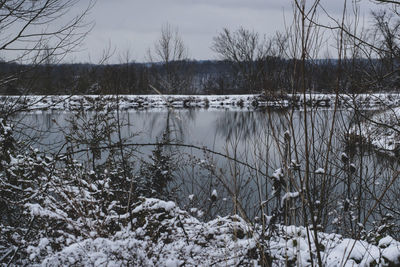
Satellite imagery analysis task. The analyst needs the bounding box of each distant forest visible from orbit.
[0,57,398,95]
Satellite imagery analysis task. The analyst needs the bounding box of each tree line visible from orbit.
[0,57,396,96]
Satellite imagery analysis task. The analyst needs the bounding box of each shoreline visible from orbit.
[2,93,400,111]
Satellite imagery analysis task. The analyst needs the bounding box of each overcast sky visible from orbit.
[68,0,378,63]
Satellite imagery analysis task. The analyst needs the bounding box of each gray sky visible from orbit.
[68,0,378,63]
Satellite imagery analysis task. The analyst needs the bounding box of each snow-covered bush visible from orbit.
[350,107,400,152]
[0,119,132,265]
[137,131,177,199]
[0,119,56,264]
[41,198,400,266]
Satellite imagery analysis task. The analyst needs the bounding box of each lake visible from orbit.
[10,108,400,234]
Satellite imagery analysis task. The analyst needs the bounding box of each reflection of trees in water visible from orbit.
[143,109,198,142]
[135,109,200,204]
[214,109,290,142]
[210,109,363,222]
[132,107,400,237]
[10,112,68,150]
[12,109,400,236]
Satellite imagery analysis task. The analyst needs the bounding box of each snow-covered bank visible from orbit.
[42,198,400,266]
[2,93,400,111]
[350,107,400,153]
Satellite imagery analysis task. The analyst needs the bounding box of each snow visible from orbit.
[165,258,182,267]
[281,192,300,202]
[272,168,284,180]
[2,93,400,112]
[341,152,349,162]
[38,198,400,266]
[25,203,65,219]
[131,198,176,213]
[315,168,325,174]
[350,107,400,153]
[382,246,400,265]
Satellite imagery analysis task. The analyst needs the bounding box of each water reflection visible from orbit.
[9,108,400,237]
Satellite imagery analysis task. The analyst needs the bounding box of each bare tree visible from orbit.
[212,27,274,93]
[148,23,193,94]
[0,0,93,64]
[0,0,94,116]
[151,23,187,64]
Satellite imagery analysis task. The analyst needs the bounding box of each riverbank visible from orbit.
[2,93,400,112]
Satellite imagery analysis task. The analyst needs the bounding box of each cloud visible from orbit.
[68,0,378,63]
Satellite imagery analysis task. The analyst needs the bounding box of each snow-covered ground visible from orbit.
[41,198,400,266]
[2,93,400,111]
